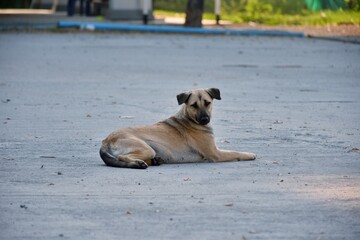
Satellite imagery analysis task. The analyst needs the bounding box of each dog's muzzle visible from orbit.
[199,115,210,125]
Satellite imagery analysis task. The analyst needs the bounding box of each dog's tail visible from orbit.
[99,147,148,169]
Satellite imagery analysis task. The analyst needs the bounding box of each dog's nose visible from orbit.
[199,116,210,125]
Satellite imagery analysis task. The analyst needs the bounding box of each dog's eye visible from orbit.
[191,103,198,108]
[204,101,211,107]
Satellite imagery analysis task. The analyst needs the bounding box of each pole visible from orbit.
[142,0,148,25]
[215,0,221,25]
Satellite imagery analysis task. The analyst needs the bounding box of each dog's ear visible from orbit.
[206,88,221,100]
[177,92,192,105]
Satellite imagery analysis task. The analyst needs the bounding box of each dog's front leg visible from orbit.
[210,149,256,162]
[198,138,256,162]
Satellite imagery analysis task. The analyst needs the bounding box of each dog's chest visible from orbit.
[170,149,205,163]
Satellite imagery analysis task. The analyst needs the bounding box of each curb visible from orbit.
[57,21,305,38]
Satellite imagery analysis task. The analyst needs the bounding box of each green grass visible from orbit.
[227,10,360,25]
[154,9,360,26]
[155,10,216,20]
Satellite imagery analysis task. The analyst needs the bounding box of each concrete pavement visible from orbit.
[0,32,359,239]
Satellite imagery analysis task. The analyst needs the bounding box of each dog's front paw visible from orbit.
[239,152,257,161]
[248,152,257,160]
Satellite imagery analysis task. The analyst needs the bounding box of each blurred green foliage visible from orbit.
[2,0,359,12]
[154,0,360,25]
[154,0,359,13]
[345,0,360,10]
[2,0,359,25]
[0,0,31,8]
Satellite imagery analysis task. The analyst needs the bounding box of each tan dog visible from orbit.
[100,88,256,169]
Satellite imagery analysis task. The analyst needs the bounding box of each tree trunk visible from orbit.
[184,0,204,28]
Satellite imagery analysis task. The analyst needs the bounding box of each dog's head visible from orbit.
[177,88,221,125]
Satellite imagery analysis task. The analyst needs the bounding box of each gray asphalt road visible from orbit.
[0,32,359,240]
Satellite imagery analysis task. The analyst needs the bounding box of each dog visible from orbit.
[100,88,256,169]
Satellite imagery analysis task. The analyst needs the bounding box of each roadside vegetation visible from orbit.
[154,0,360,25]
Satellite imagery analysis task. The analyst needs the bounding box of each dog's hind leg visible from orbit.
[117,148,156,169]
[100,138,156,169]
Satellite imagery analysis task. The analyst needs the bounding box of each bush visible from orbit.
[154,0,360,25]
[154,0,307,14]
[245,0,273,17]
[345,0,360,10]
[154,0,359,13]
